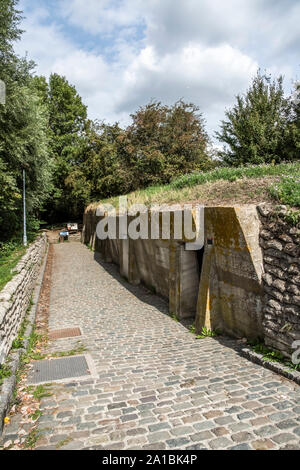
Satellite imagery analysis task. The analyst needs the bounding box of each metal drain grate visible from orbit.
[49,327,82,340]
[27,355,94,385]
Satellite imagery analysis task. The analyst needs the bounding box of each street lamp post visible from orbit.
[23,168,27,247]
[0,79,5,105]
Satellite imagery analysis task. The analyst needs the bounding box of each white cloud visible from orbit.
[15,0,300,138]
[58,0,143,35]
[14,6,75,75]
[118,43,258,134]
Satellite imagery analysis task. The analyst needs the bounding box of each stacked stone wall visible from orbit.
[258,205,300,358]
[0,234,47,365]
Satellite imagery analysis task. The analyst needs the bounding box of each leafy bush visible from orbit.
[0,239,21,258]
[268,175,300,208]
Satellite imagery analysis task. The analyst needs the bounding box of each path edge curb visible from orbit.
[240,346,300,386]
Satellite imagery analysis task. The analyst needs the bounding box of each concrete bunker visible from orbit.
[195,206,263,340]
[83,204,264,340]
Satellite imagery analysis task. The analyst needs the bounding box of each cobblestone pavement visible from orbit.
[2,242,300,450]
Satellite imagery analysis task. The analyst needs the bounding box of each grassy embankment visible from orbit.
[0,232,38,292]
[0,241,26,291]
[88,162,300,211]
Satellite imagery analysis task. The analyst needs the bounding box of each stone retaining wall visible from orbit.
[0,234,47,365]
[258,205,300,358]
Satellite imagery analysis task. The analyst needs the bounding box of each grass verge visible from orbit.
[0,244,26,291]
[0,232,39,291]
[88,162,300,211]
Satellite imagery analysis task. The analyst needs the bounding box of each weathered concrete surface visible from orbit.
[83,205,264,337]
[2,242,300,451]
[195,206,263,340]
[83,203,299,351]
[83,208,202,320]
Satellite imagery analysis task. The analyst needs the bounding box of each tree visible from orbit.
[216,71,290,166]
[0,160,20,236]
[72,100,212,203]
[37,73,88,221]
[121,100,211,190]
[81,121,128,199]
[0,0,52,240]
[162,100,212,179]
[283,82,300,161]
[0,0,23,81]
[64,121,129,204]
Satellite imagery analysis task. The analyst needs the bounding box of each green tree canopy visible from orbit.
[61,100,212,206]
[284,82,300,161]
[120,100,211,189]
[32,73,89,221]
[0,0,52,240]
[216,71,291,166]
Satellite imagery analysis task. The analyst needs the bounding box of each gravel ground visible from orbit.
[1,242,300,450]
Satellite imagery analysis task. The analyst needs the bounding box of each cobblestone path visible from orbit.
[2,242,300,450]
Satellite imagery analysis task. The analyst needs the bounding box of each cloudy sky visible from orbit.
[15,0,300,139]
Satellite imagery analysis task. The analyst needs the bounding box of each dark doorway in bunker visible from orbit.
[179,245,205,326]
[196,246,205,279]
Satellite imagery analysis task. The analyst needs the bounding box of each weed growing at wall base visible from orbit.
[196,327,221,339]
[188,325,221,339]
[249,340,300,371]
[170,313,180,322]
[0,363,11,386]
